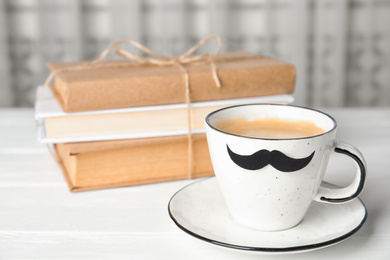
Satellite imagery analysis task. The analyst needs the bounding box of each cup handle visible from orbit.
[314,140,366,203]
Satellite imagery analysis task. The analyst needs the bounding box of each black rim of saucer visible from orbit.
[167,178,367,253]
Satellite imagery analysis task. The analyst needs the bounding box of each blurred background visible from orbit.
[0,0,389,108]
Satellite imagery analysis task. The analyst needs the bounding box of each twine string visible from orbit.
[38,35,223,179]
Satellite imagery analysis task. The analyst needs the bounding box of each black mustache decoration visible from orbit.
[227,145,315,172]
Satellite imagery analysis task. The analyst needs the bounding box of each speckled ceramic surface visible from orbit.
[168,178,367,254]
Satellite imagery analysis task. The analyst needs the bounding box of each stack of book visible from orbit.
[35,53,296,191]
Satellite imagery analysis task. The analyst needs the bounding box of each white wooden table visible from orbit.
[0,107,389,259]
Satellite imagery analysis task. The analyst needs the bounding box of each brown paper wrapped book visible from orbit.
[55,134,212,192]
[47,52,296,113]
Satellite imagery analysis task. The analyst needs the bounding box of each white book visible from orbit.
[35,86,294,143]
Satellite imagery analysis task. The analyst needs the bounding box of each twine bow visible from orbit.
[39,34,223,179]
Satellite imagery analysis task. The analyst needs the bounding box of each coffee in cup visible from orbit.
[213,117,325,139]
[205,104,366,231]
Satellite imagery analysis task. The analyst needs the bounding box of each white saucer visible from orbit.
[168,177,367,254]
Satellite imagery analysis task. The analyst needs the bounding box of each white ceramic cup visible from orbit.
[205,104,366,231]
